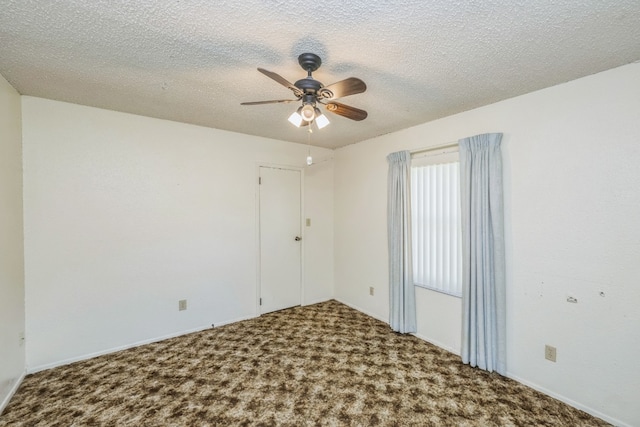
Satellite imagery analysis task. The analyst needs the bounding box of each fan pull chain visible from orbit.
[307,128,313,165]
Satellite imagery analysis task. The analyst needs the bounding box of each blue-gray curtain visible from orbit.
[459,133,506,375]
[387,151,416,333]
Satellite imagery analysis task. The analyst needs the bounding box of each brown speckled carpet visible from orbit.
[1,300,608,426]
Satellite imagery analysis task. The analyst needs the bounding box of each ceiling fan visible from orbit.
[241,53,367,129]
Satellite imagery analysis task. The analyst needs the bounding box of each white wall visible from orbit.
[303,155,334,305]
[334,63,640,426]
[0,74,25,411]
[22,97,334,371]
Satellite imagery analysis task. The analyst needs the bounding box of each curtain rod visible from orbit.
[410,141,458,156]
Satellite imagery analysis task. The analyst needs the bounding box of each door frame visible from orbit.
[255,163,305,315]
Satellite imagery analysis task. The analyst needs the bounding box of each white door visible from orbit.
[259,166,302,314]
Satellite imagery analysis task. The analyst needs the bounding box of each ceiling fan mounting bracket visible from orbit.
[298,53,322,73]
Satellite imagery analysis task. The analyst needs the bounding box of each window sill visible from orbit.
[414,283,461,299]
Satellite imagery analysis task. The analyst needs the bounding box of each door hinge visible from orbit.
[260,298,262,305]
[259,177,262,185]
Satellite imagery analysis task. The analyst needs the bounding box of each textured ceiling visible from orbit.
[1,1,640,149]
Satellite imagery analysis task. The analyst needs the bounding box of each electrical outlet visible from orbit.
[179,300,187,311]
[545,345,556,362]
[369,286,374,296]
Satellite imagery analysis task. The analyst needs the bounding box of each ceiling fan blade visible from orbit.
[258,68,302,96]
[324,102,368,121]
[321,78,367,99]
[241,99,298,105]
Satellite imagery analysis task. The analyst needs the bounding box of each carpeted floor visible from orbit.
[1,300,609,426]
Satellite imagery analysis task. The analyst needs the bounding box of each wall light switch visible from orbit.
[369,287,374,296]
[179,300,187,311]
[306,218,311,227]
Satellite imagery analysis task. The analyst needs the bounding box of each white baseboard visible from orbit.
[412,332,461,356]
[28,315,257,374]
[0,370,26,415]
[334,298,389,324]
[211,314,256,328]
[302,297,332,307]
[506,372,628,427]
[332,300,460,357]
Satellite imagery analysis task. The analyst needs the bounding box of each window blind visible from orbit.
[411,161,462,297]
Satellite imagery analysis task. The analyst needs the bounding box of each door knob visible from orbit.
[295,236,302,241]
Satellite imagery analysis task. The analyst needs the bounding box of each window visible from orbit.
[411,148,462,297]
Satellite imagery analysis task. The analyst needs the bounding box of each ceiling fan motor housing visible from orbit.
[301,93,316,105]
[295,78,322,94]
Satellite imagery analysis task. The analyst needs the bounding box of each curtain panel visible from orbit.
[387,150,417,333]
[459,133,507,375]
